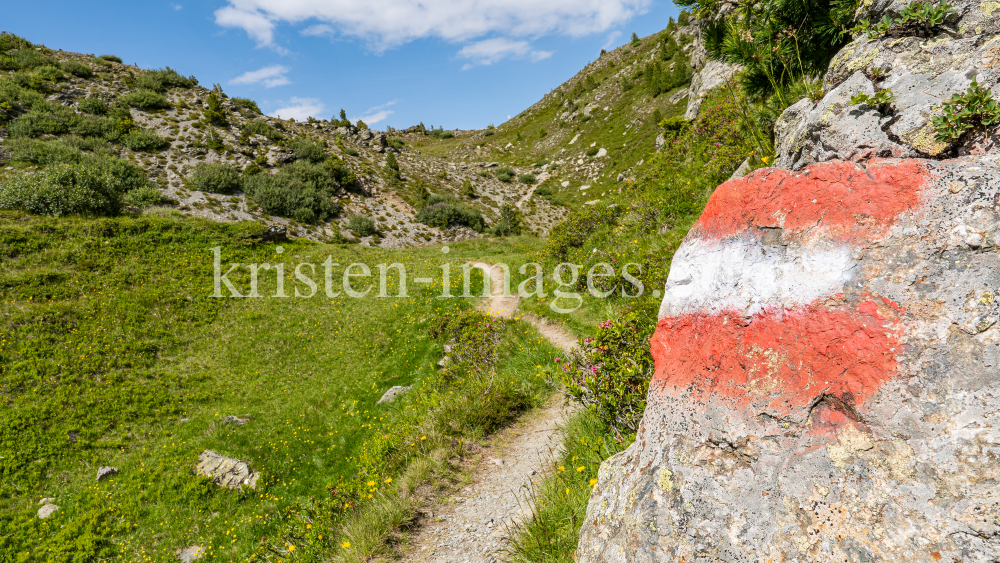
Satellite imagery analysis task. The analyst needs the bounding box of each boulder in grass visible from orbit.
[377,385,412,405]
[196,450,259,490]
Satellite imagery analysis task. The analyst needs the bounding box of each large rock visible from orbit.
[578,157,1000,562]
[684,59,740,120]
[195,450,259,489]
[776,0,1000,169]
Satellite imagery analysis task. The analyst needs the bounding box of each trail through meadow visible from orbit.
[402,263,579,563]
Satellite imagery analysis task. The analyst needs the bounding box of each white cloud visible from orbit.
[357,110,393,125]
[356,100,397,125]
[270,97,325,121]
[602,31,622,51]
[230,65,291,88]
[457,38,553,69]
[301,24,334,37]
[171,3,183,10]
[214,0,650,51]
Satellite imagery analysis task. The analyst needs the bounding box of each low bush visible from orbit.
[78,97,109,115]
[204,91,226,125]
[189,162,240,194]
[231,97,261,114]
[120,128,169,152]
[289,137,326,163]
[933,80,1000,143]
[123,186,171,208]
[0,163,124,216]
[389,138,405,149]
[439,130,454,139]
[491,203,524,236]
[324,157,357,188]
[245,118,282,141]
[8,107,72,137]
[550,312,653,442]
[495,166,515,183]
[415,194,485,231]
[345,147,360,157]
[60,60,93,78]
[346,214,378,236]
[242,160,341,221]
[135,67,196,92]
[585,146,599,157]
[97,54,122,64]
[32,65,64,84]
[0,32,32,54]
[4,137,85,164]
[518,173,537,185]
[120,89,170,110]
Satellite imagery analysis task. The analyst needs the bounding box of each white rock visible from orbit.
[37,504,59,519]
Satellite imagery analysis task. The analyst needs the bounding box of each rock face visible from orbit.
[578,157,1000,562]
[196,450,259,489]
[96,466,118,481]
[776,0,1000,169]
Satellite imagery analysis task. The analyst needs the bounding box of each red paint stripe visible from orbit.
[693,160,929,242]
[649,298,901,417]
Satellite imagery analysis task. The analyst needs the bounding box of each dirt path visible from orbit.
[401,264,577,563]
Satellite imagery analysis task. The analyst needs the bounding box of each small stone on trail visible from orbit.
[222,416,249,426]
[38,497,55,505]
[377,386,412,405]
[96,466,118,481]
[196,450,259,489]
[37,504,59,519]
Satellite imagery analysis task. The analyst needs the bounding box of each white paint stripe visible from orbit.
[658,237,855,318]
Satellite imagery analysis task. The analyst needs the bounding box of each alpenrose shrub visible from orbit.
[0,163,126,216]
[550,310,653,443]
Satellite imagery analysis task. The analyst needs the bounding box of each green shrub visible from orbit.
[6,50,53,70]
[551,312,653,442]
[78,97,109,115]
[495,166,515,183]
[484,125,495,136]
[854,0,957,39]
[97,54,122,64]
[32,65,64,84]
[586,146,600,157]
[3,137,83,164]
[932,80,1000,143]
[389,138,404,149]
[204,91,226,125]
[631,32,641,45]
[415,195,485,231]
[0,163,124,216]
[189,162,240,194]
[8,107,71,137]
[346,214,378,236]
[245,118,282,141]
[120,89,170,110]
[120,129,169,152]
[135,67,196,92]
[324,157,357,188]
[491,203,523,236]
[533,185,552,197]
[461,178,476,198]
[232,97,261,114]
[439,130,454,139]
[517,173,537,185]
[123,186,171,208]
[241,160,341,221]
[60,60,93,78]
[344,147,360,157]
[288,137,326,163]
[0,32,33,54]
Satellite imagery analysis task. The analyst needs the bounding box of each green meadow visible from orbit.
[0,212,567,562]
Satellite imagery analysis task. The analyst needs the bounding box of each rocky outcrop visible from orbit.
[578,157,1000,562]
[776,0,1000,169]
[683,13,740,119]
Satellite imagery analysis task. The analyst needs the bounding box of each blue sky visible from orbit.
[5,0,680,130]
